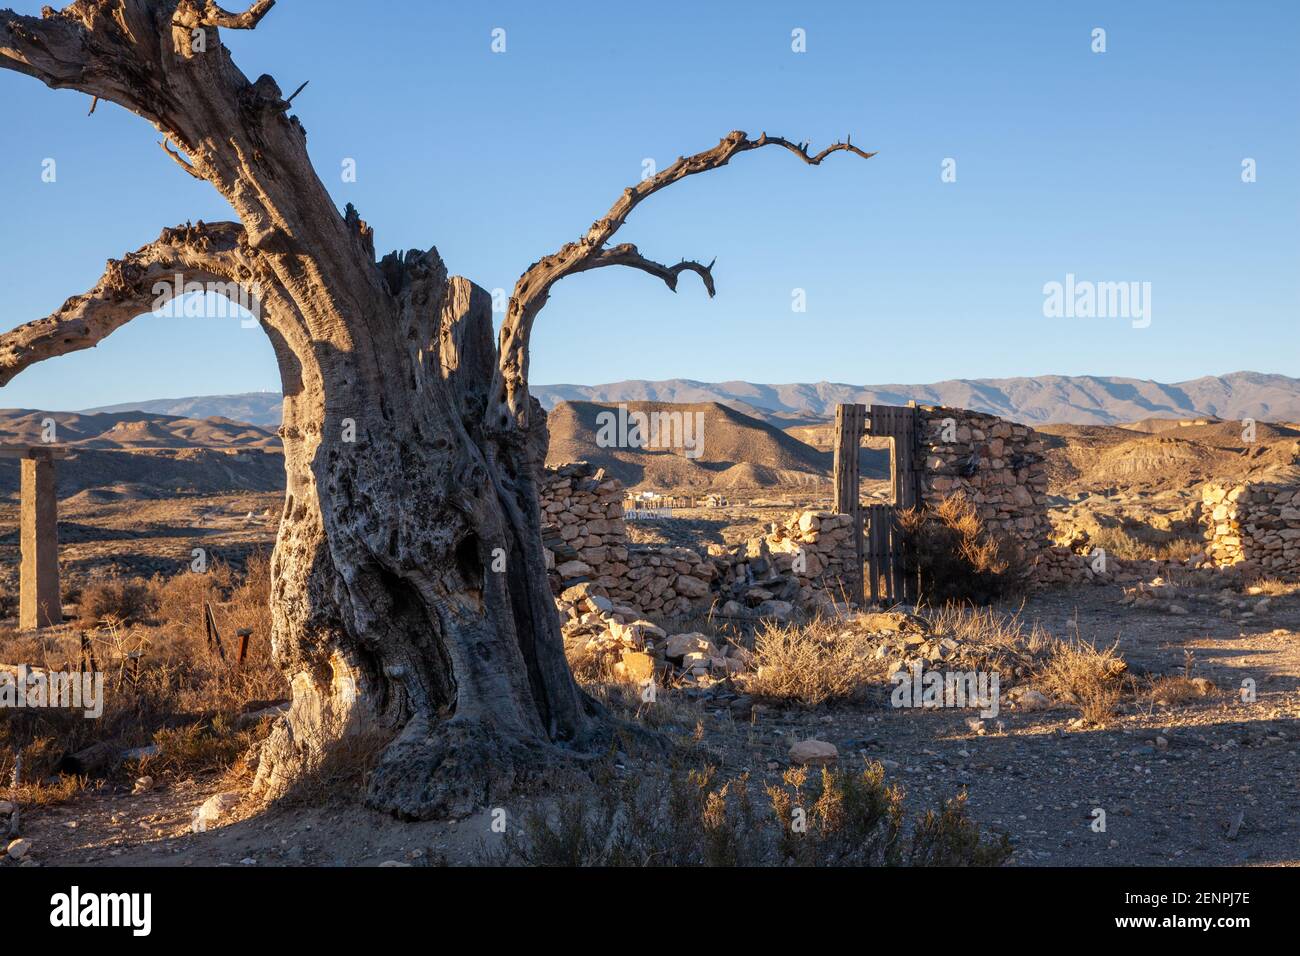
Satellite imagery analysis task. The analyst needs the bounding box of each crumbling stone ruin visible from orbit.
[916,406,1053,565]
[540,462,716,618]
[1203,461,1300,580]
[541,412,1300,633]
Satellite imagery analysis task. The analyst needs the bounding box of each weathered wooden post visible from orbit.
[1,445,68,629]
[832,403,866,605]
[867,404,922,603]
[204,601,227,662]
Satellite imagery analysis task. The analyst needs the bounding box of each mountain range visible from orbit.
[82,372,1300,428]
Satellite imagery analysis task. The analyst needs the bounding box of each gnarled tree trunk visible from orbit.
[0,0,871,818]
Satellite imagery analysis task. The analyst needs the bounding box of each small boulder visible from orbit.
[788,739,838,766]
[664,632,714,660]
[1016,689,1053,712]
[755,600,794,623]
[619,650,657,684]
[193,791,241,832]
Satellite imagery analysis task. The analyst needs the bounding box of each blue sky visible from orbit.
[1,0,1296,411]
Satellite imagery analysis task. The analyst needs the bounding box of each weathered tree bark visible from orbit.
[0,0,873,818]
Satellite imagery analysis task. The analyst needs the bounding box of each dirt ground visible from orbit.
[0,491,281,596]
[8,582,1297,868]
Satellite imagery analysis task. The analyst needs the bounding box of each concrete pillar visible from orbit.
[19,453,61,629]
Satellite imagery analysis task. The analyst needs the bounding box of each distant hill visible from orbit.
[545,400,879,491]
[0,409,280,449]
[84,393,284,428]
[532,372,1300,427]
[82,373,1300,429]
[0,409,282,499]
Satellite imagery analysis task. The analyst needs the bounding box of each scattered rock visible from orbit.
[788,739,838,766]
[618,650,656,684]
[1016,689,1053,712]
[193,791,241,832]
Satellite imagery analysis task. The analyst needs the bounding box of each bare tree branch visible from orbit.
[0,221,257,386]
[582,244,716,297]
[182,0,276,30]
[2,1,277,126]
[488,129,875,431]
[160,136,206,180]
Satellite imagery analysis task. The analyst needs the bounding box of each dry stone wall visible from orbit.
[547,399,1258,615]
[1202,465,1300,580]
[916,406,1053,568]
[540,462,716,618]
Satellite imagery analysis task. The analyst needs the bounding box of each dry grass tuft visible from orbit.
[1034,637,1127,725]
[898,494,1027,604]
[1088,525,1202,563]
[487,758,1011,867]
[1145,650,1217,706]
[743,616,884,707]
[1244,576,1299,597]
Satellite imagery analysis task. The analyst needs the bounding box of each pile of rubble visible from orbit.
[556,581,751,688]
[707,511,859,619]
[1119,578,1277,622]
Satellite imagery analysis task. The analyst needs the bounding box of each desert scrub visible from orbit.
[1087,525,1202,563]
[0,555,286,793]
[898,494,1027,605]
[77,576,157,625]
[487,758,1010,867]
[1144,650,1217,707]
[743,616,883,707]
[1034,636,1128,725]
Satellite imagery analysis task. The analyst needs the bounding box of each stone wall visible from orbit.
[539,462,716,618]
[1202,464,1300,580]
[706,510,856,618]
[539,461,629,587]
[916,406,1053,568]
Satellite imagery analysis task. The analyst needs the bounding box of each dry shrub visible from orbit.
[1145,650,1216,707]
[1035,637,1127,725]
[744,617,882,707]
[1088,525,1202,563]
[147,715,261,776]
[489,758,1010,867]
[563,638,615,685]
[1147,675,1213,706]
[926,604,1053,661]
[78,576,157,626]
[1244,576,1298,597]
[152,561,236,631]
[0,553,287,801]
[898,495,1025,605]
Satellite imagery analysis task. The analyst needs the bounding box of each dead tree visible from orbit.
[0,0,874,818]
